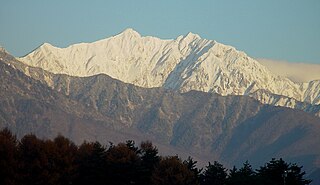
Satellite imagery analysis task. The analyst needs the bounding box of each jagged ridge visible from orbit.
[18,28,320,107]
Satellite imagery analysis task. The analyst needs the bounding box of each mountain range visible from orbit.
[18,29,320,116]
[1,29,320,182]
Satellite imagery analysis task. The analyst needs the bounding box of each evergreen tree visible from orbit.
[201,161,227,185]
[74,141,107,185]
[126,140,140,153]
[0,128,19,185]
[140,141,160,169]
[0,129,315,185]
[257,158,312,185]
[227,161,256,185]
[139,141,160,185]
[183,156,202,185]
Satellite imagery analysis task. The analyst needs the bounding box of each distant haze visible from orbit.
[257,59,320,82]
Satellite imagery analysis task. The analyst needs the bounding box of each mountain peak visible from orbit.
[184,32,201,40]
[39,42,54,49]
[118,28,141,38]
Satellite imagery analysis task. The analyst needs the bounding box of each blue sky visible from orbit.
[0,0,319,64]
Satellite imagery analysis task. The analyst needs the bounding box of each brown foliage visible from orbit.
[151,156,196,185]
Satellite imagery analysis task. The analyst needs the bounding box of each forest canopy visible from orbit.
[0,128,312,185]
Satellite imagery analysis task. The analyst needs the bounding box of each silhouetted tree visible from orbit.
[19,134,57,185]
[140,141,160,168]
[151,156,195,185]
[227,161,256,185]
[184,156,202,185]
[201,161,227,185]
[0,129,314,185]
[0,128,19,185]
[74,141,107,185]
[257,158,311,185]
[52,135,78,185]
[126,140,140,153]
[138,141,160,185]
[105,142,141,185]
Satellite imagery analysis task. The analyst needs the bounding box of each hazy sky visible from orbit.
[0,0,319,64]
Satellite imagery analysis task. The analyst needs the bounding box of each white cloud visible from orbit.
[256,59,320,83]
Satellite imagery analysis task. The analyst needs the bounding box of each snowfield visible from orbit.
[19,28,320,109]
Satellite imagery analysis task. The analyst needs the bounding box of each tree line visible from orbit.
[0,128,311,185]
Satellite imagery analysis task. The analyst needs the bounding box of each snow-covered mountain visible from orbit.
[18,28,320,107]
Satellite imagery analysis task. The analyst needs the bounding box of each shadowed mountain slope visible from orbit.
[1,49,320,179]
